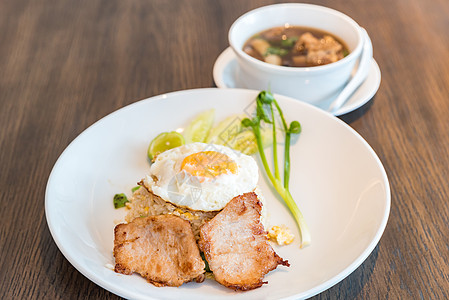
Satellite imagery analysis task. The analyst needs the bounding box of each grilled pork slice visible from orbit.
[113,215,205,287]
[199,192,289,291]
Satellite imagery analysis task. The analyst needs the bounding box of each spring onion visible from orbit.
[242,91,311,248]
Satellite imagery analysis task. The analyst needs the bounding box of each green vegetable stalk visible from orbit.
[242,91,311,248]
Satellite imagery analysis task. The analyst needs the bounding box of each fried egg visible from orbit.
[144,142,259,211]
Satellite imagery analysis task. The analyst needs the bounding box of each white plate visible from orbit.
[213,47,381,116]
[45,88,390,299]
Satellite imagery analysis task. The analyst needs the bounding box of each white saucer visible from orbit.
[213,47,381,116]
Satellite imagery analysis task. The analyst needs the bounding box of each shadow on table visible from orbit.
[338,95,376,124]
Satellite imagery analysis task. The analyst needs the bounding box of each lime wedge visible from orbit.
[147,131,185,160]
[207,114,246,145]
[226,127,273,155]
[183,109,215,143]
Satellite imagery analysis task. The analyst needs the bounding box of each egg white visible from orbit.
[144,142,259,211]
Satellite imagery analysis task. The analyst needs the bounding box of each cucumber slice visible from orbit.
[226,127,273,155]
[183,109,215,143]
[207,114,246,145]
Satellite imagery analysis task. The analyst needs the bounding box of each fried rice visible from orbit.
[125,184,219,240]
[125,179,268,242]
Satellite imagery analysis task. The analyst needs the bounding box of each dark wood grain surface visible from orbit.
[1,0,448,299]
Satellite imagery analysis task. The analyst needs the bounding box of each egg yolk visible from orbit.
[181,151,238,179]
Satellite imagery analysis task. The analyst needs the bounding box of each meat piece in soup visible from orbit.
[243,26,349,67]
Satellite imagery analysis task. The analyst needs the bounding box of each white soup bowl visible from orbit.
[228,3,364,106]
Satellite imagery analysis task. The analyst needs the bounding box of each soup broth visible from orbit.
[243,26,349,67]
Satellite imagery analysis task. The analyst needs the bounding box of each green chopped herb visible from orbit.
[265,47,288,56]
[281,36,298,48]
[200,252,211,272]
[131,186,140,192]
[113,193,129,209]
[342,49,349,57]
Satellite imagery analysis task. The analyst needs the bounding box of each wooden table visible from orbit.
[1,0,448,298]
